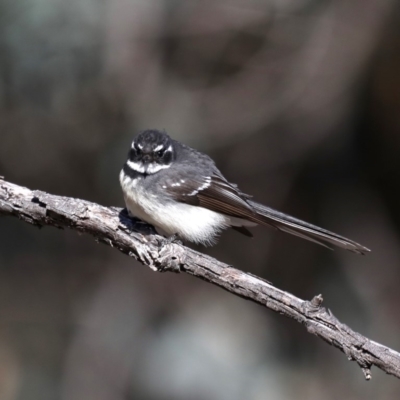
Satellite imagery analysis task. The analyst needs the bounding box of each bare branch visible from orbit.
[0,177,399,380]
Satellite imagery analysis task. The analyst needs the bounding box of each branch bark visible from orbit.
[0,177,399,380]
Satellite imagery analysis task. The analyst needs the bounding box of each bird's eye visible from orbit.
[157,150,164,158]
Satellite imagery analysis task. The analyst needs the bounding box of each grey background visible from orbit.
[1,0,400,399]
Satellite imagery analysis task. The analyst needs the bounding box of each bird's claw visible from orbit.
[131,243,159,271]
[165,233,183,245]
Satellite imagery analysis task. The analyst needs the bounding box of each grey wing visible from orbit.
[163,166,370,254]
[163,167,256,219]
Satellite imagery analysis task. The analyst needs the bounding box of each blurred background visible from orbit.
[1,0,400,399]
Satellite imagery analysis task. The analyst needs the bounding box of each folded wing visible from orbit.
[164,170,370,254]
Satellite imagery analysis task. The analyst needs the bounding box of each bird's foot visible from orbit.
[130,242,159,271]
[165,233,183,245]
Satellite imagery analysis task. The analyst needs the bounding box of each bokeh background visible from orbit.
[1,0,400,399]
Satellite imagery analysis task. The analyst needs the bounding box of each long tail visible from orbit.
[248,201,370,255]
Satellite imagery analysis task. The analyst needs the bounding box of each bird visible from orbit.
[119,129,370,254]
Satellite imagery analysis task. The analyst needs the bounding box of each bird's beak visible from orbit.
[142,154,153,174]
[142,154,152,164]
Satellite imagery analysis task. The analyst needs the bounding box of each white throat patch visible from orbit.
[126,160,171,174]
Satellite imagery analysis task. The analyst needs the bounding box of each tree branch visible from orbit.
[0,177,399,380]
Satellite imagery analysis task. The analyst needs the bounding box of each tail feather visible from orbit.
[248,201,370,255]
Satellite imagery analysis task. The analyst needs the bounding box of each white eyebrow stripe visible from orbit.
[131,141,135,149]
[165,144,173,152]
[154,144,164,152]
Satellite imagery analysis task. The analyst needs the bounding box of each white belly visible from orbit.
[120,172,233,245]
